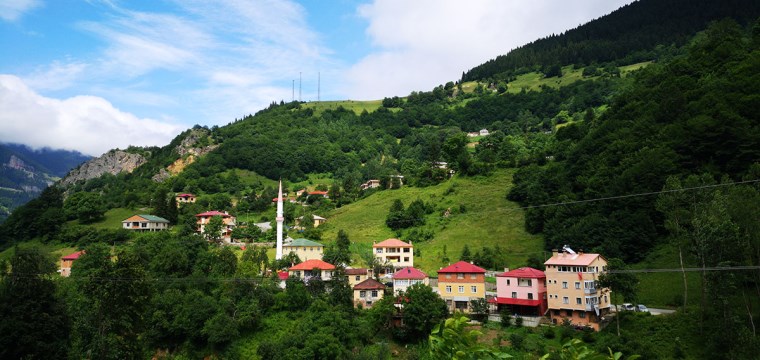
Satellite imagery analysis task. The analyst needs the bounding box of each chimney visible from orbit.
[504,267,509,273]
[552,249,558,258]
[579,249,584,256]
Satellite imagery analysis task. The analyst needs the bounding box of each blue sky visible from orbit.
[0,0,631,155]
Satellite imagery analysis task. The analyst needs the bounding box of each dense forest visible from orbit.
[1,1,760,357]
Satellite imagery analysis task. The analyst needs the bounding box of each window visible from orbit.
[576,298,582,305]
[471,286,477,293]
[579,311,586,318]
[360,291,366,298]
[446,274,451,279]
[403,248,410,253]
[458,286,464,293]
[518,278,532,286]
[575,282,581,289]
[404,257,409,262]
[528,293,534,300]
[470,274,477,279]
[371,290,378,297]
[553,310,560,316]
[376,248,382,253]
[506,279,511,285]
[366,301,373,306]
[511,292,517,298]
[446,286,452,293]
[355,276,360,281]
[141,223,147,228]
[562,281,568,289]
[457,273,464,279]
[563,297,569,304]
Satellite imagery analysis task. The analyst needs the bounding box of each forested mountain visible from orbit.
[462,0,760,82]
[1,2,759,358]
[0,143,89,222]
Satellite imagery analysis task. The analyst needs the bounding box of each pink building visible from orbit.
[492,267,547,316]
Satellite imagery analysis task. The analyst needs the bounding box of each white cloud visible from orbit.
[22,61,88,91]
[345,0,632,99]
[0,0,41,22]
[0,75,183,156]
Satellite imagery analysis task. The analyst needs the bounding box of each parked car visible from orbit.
[621,303,635,311]
[636,304,650,313]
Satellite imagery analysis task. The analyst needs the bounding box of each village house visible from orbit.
[295,214,327,228]
[288,259,336,281]
[360,179,381,191]
[479,129,490,136]
[353,278,386,309]
[195,211,236,240]
[60,250,84,277]
[175,193,196,204]
[392,266,429,294]
[282,238,324,261]
[544,248,611,331]
[346,268,371,287]
[121,214,170,231]
[492,267,548,316]
[308,190,329,198]
[437,261,487,313]
[373,238,414,268]
[388,174,404,188]
[277,271,289,289]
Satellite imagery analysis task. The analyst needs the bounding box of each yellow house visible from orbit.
[544,249,611,331]
[353,278,386,309]
[346,268,371,287]
[282,238,324,261]
[437,261,487,312]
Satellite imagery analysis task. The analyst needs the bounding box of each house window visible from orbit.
[562,281,568,289]
[371,290,378,297]
[575,282,581,289]
[404,257,409,262]
[511,292,517,298]
[563,297,569,304]
[403,248,410,253]
[446,286,452,293]
[528,293,534,300]
[576,298,582,305]
[355,276,360,281]
[141,223,147,228]
[458,286,464,293]
[360,291,366,298]
[579,311,586,318]
[470,274,477,279]
[507,279,510,285]
[471,286,477,293]
[446,274,451,279]
[366,301,373,306]
[457,273,464,279]
[376,248,382,253]
[518,278,532,286]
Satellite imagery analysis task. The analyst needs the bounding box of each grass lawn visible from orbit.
[319,169,544,274]
[87,207,143,230]
[302,100,383,116]
[0,239,77,269]
[630,243,702,309]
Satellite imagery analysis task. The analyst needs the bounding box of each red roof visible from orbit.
[289,259,336,271]
[392,266,428,280]
[438,261,486,274]
[373,238,412,248]
[544,252,604,266]
[497,267,545,279]
[62,251,85,261]
[353,278,386,290]
[272,197,286,202]
[278,271,289,280]
[488,297,543,307]
[177,193,195,198]
[345,268,368,275]
[308,191,328,195]
[195,211,231,217]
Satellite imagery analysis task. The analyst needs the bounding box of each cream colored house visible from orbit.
[353,278,386,309]
[282,238,324,261]
[346,268,370,287]
[295,214,327,228]
[544,249,611,331]
[121,214,170,231]
[288,259,336,281]
[437,261,487,313]
[373,238,413,268]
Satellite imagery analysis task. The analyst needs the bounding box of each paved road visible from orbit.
[611,306,676,316]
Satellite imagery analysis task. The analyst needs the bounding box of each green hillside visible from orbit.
[320,169,543,274]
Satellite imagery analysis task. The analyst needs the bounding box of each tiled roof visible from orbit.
[353,278,386,290]
[136,214,169,223]
[62,251,85,260]
[544,252,603,266]
[392,266,428,280]
[438,261,486,274]
[278,271,289,280]
[373,238,412,248]
[309,191,328,195]
[195,211,231,217]
[286,238,324,247]
[345,268,368,275]
[289,259,336,271]
[177,193,195,197]
[497,267,545,279]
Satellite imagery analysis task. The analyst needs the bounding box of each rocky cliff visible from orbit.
[60,150,147,186]
[152,128,217,182]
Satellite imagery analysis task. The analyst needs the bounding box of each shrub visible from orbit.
[515,316,524,327]
[509,333,525,350]
[500,309,512,328]
[542,326,556,339]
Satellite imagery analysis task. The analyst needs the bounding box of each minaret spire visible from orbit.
[276,179,284,260]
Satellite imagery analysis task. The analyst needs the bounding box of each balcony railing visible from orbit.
[584,288,597,294]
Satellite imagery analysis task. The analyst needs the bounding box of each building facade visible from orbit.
[175,193,196,204]
[493,267,547,316]
[346,268,370,287]
[437,261,487,312]
[282,238,324,261]
[60,250,84,277]
[373,238,413,268]
[392,266,429,294]
[544,249,611,331]
[353,278,386,309]
[195,211,236,240]
[121,214,170,231]
[288,259,336,281]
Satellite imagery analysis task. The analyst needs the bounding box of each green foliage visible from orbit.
[64,191,106,224]
[429,314,511,360]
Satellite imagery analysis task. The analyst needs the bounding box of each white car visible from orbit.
[636,304,650,313]
[621,303,635,311]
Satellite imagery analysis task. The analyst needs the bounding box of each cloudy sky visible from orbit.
[0,0,631,156]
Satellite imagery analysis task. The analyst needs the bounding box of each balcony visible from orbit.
[583,287,597,294]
